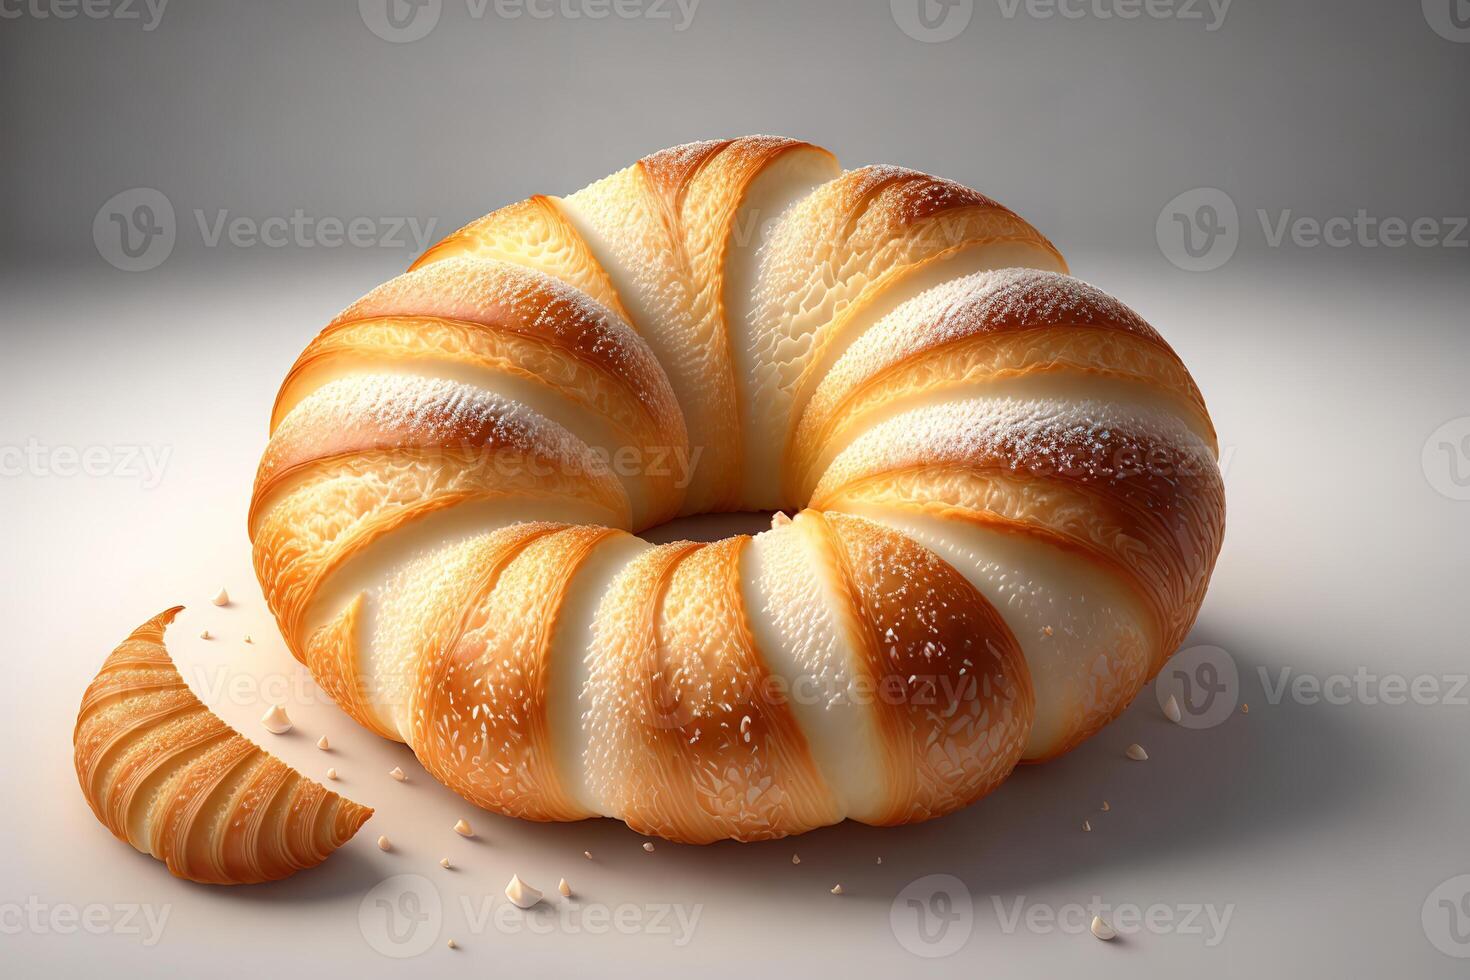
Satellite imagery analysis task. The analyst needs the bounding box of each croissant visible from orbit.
[73,608,373,883]
[249,136,1225,843]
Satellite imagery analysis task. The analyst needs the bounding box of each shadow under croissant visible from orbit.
[707,616,1383,901]
[470,614,1381,903]
[200,613,1376,908]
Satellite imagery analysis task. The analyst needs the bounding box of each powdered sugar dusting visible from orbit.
[265,373,609,485]
[950,269,1153,332]
[816,395,1217,500]
[333,256,676,424]
[638,138,727,196]
[832,269,1161,383]
[839,165,1004,223]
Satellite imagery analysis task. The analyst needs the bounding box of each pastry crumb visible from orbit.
[260,704,291,735]
[1163,694,1182,724]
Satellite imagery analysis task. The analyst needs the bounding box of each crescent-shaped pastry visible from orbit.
[73,608,373,883]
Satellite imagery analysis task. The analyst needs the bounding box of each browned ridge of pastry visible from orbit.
[73,608,373,883]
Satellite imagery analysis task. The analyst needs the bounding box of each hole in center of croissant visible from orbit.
[639,511,777,545]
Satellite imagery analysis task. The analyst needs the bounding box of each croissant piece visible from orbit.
[249,137,1225,841]
[73,608,373,883]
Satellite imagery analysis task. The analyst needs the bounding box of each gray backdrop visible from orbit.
[4,0,1467,265]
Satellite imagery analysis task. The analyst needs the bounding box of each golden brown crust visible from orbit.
[788,269,1217,499]
[251,447,623,658]
[775,167,1069,416]
[636,138,733,221]
[638,136,835,511]
[301,595,398,740]
[741,162,1070,511]
[250,370,633,660]
[812,513,1034,823]
[583,537,843,842]
[272,316,675,466]
[560,137,838,515]
[329,259,673,423]
[266,258,682,493]
[73,609,372,884]
[408,523,608,822]
[812,407,1226,672]
[266,257,686,528]
[410,195,635,326]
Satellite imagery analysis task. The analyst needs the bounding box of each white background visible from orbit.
[4,247,1468,976]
